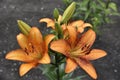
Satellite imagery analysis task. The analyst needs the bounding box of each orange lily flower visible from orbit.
[50,26,107,79]
[39,16,92,33]
[5,27,55,76]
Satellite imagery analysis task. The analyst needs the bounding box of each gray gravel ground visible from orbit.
[0,0,120,80]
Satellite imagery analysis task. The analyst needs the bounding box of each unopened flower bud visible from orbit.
[62,2,76,23]
[53,8,59,21]
[17,20,31,35]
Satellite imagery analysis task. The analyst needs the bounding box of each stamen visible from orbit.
[24,47,29,55]
[31,45,34,53]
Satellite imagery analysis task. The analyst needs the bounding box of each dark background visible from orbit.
[0,0,120,80]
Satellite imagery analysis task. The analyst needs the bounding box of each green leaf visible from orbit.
[78,0,89,11]
[42,65,55,74]
[97,0,106,8]
[108,2,118,12]
[110,12,120,16]
[105,9,111,15]
[70,75,86,80]
[84,10,91,20]
[39,64,57,80]
[90,1,97,11]
[59,63,66,79]
[77,0,89,12]
[81,0,89,6]
[63,0,73,5]
[62,72,74,80]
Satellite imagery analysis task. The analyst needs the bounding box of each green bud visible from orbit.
[53,8,59,21]
[17,20,31,35]
[62,2,76,23]
[55,22,63,39]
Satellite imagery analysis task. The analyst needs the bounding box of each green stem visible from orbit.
[106,0,110,9]
[55,53,60,80]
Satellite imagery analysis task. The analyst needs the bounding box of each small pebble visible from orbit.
[114,69,118,73]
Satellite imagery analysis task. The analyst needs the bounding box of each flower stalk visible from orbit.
[55,53,60,80]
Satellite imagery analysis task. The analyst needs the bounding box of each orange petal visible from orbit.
[61,24,67,31]
[44,34,55,50]
[77,22,92,33]
[38,52,50,64]
[63,29,69,39]
[39,18,55,29]
[67,25,77,46]
[77,29,96,49]
[77,27,84,33]
[29,27,43,45]
[5,49,33,62]
[50,39,70,56]
[65,58,77,73]
[17,33,28,50]
[83,49,107,60]
[70,20,84,27]
[76,58,97,79]
[82,23,92,28]
[19,62,37,76]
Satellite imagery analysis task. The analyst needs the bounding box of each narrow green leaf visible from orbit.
[70,75,86,80]
[62,72,74,80]
[59,63,65,78]
[39,65,57,80]
[108,2,117,12]
[97,0,106,8]
[63,0,73,5]
[84,10,91,20]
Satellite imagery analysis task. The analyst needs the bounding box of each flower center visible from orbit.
[24,42,42,60]
[69,44,90,58]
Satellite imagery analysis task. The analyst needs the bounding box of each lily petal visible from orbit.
[83,49,107,60]
[77,29,96,49]
[5,49,33,62]
[38,52,50,64]
[19,62,37,76]
[50,40,70,55]
[67,25,77,46]
[44,34,55,50]
[29,27,43,45]
[39,18,55,29]
[61,24,67,31]
[82,23,92,28]
[17,33,28,50]
[71,20,84,27]
[76,58,97,79]
[77,23,92,33]
[77,27,84,33]
[65,58,77,73]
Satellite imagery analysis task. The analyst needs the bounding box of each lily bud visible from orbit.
[17,20,31,35]
[53,8,59,21]
[62,2,76,23]
[55,22,63,39]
